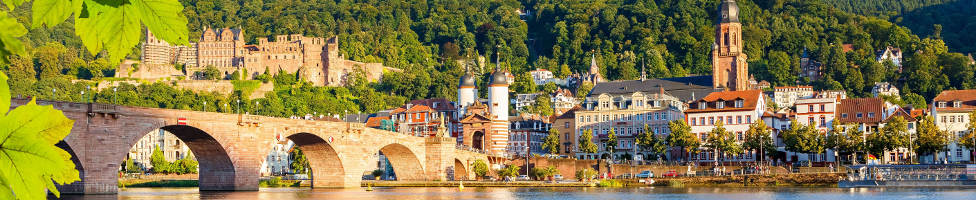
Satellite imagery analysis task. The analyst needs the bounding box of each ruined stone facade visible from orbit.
[140,28,392,86]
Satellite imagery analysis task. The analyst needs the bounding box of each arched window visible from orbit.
[724,32,730,46]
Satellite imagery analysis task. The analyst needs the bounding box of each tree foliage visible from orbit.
[666,120,699,161]
[743,120,774,159]
[289,147,309,174]
[916,116,951,163]
[782,120,825,165]
[577,129,598,154]
[542,127,560,155]
[704,122,742,163]
[472,159,488,178]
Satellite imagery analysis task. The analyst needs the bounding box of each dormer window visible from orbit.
[735,100,744,108]
[954,101,962,108]
[717,100,725,109]
[939,102,947,108]
[698,102,707,110]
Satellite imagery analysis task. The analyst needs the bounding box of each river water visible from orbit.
[59,187,976,200]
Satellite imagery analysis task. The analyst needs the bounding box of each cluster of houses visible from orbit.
[352,0,976,166]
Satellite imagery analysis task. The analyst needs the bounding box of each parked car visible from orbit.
[517,175,530,181]
[553,174,564,180]
[662,170,679,177]
[636,170,654,178]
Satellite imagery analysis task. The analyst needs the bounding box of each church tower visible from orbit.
[712,0,749,91]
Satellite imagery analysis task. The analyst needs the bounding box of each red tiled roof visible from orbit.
[836,98,884,124]
[842,44,854,53]
[365,116,389,127]
[885,108,917,122]
[408,98,456,111]
[391,105,434,114]
[686,90,763,113]
[933,89,976,112]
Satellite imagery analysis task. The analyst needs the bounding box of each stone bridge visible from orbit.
[10,99,498,194]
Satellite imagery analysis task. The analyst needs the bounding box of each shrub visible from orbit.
[575,168,597,181]
[597,179,623,187]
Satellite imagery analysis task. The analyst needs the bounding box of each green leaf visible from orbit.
[0,11,28,63]
[0,72,8,115]
[31,0,74,29]
[131,0,188,45]
[74,1,102,56]
[0,98,79,199]
[2,0,28,10]
[88,0,141,62]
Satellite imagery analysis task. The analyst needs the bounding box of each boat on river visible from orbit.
[839,164,976,187]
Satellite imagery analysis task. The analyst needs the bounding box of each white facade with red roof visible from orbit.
[931,89,976,163]
[685,90,766,163]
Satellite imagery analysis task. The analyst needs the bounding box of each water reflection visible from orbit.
[57,186,976,200]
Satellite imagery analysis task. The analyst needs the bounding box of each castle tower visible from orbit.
[712,0,749,91]
[487,53,510,155]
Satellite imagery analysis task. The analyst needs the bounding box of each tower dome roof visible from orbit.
[488,70,508,86]
[719,0,739,23]
[459,73,477,87]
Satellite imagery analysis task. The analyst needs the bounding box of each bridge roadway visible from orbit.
[10,99,499,194]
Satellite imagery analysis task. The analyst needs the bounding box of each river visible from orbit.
[58,187,976,200]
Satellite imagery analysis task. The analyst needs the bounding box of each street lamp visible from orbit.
[236,99,241,115]
[80,90,84,103]
[86,86,90,103]
[52,88,56,99]
[113,87,117,104]
[203,101,207,112]
[255,101,260,115]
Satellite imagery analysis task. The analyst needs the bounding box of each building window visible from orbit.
[820,116,827,127]
[809,117,815,125]
[564,122,570,128]
[820,104,826,112]
[717,101,725,109]
[727,116,733,124]
[856,113,863,118]
[867,112,875,118]
[939,102,946,108]
[746,116,751,123]
[692,118,697,126]
[699,102,706,110]
[737,116,742,124]
[809,106,814,112]
[842,113,848,118]
[735,100,744,108]
[955,101,962,108]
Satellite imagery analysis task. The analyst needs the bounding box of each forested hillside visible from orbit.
[2,0,974,116]
[823,0,976,54]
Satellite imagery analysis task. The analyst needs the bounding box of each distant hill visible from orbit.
[821,0,959,16]
[823,0,976,54]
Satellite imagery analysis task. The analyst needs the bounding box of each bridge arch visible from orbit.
[377,143,425,181]
[285,132,346,187]
[116,125,238,191]
[55,141,85,194]
[454,159,468,180]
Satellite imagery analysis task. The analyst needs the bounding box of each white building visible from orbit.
[931,89,976,163]
[773,86,814,109]
[795,96,839,132]
[126,129,191,171]
[876,46,903,67]
[552,88,578,115]
[872,82,900,98]
[513,93,540,112]
[261,140,293,176]
[686,90,767,163]
[529,68,554,85]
